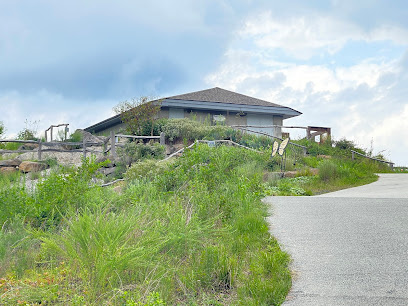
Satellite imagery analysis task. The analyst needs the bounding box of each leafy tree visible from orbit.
[16,119,39,140]
[114,97,161,136]
[0,121,4,138]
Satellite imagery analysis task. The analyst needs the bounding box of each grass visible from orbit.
[262,150,392,196]
[0,142,21,151]
[0,134,397,304]
[0,145,291,305]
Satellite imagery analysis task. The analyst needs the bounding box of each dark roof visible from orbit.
[168,87,284,108]
[84,87,301,133]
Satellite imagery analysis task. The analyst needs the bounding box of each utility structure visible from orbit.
[307,126,331,143]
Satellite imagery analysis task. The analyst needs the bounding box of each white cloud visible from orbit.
[239,11,408,60]
[0,90,115,139]
[205,11,408,165]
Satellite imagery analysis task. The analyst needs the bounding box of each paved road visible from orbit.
[264,174,408,306]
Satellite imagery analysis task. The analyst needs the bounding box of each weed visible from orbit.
[318,160,338,181]
[0,134,391,304]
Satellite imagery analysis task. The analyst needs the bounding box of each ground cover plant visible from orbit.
[263,138,393,196]
[0,145,291,305]
[0,122,395,305]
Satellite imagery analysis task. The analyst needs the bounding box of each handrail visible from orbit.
[235,127,307,149]
[0,139,103,146]
[115,134,160,139]
[351,150,394,168]
[231,124,308,129]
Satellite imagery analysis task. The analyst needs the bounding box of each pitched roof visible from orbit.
[167,87,284,108]
[84,87,301,133]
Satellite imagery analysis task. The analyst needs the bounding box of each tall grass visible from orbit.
[0,145,291,305]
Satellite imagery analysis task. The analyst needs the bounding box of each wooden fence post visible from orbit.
[160,132,165,145]
[110,131,116,158]
[103,140,107,156]
[83,136,87,159]
[38,139,42,161]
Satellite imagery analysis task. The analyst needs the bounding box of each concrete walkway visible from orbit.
[316,174,408,198]
[264,174,408,306]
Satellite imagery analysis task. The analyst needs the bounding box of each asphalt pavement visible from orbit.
[264,174,408,306]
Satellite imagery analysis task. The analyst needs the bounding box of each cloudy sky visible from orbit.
[1,0,407,165]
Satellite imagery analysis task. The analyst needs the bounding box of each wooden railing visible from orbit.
[0,139,107,160]
[351,150,394,169]
[233,127,308,155]
[0,131,166,161]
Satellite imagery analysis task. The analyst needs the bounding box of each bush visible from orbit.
[0,144,323,304]
[38,208,151,300]
[318,160,339,181]
[117,142,165,166]
[161,118,240,142]
[67,130,82,142]
[16,120,40,141]
[125,159,170,181]
[161,118,205,141]
[140,118,168,136]
[0,121,4,138]
[0,218,38,278]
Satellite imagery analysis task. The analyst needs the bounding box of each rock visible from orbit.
[284,168,319,178]
[18,143,39,150]
[263,172,283,181]
[75,129,105,144]
[19,161,48,173]
[0,167,17,174]
[166,143,185,155]
[317,155,332,159]
[99,167,117,176]
[283,171,298,178]
[309,168,319,176]
[0,159,21,167]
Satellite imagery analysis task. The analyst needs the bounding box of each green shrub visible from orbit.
[67,130,82,142]
[0,144,294,304]
[318,160,339,181]
[0,218,38,278]
[161,118,205,141]
[161,118,242,142]
[140,118,168,136]
[43,157,58,168]
[117,142,165,166]
[0,121,4,138]
[125,159,170,181]
[37,208,151,300]
[0,141,20,150]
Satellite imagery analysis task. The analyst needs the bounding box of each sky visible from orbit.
[1,0,407,165]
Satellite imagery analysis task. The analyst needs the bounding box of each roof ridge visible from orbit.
[166,87,284,108]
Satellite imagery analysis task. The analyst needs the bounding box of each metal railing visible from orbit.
[351,150,394,169]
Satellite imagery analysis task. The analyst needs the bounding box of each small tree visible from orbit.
[17,119,39,140]
[0,121,5,138]
[113,97,161,136]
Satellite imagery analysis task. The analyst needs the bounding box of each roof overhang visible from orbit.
[162,99,302,119]
[84,99,302,133]
[84,114,121,133]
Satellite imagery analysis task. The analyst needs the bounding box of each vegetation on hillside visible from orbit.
[0,117,396,305]
[0,145,292,305]
[114,97,162,136]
